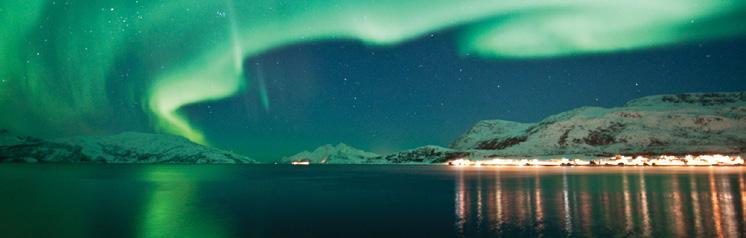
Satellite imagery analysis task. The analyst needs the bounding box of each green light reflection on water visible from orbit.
[136,167,228,238]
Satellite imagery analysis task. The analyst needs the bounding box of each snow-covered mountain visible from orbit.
[0,130,255,164]
[5,92,742,165]
[451,92,746,157]
[281,143,380,164]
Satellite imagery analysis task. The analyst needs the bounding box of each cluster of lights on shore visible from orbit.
[291,161,310,165]
[447,154,745,167]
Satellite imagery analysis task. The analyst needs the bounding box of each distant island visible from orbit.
[2,92,744,164]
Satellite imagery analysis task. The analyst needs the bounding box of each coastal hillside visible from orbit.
[451,92,746,157]
[375,145,470,164]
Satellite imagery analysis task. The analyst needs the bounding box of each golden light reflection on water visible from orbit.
[600,182,611,233]
[720,178,738,234]
[494,172,503,230]
[533,174,544,233]
[622,172,633,235]
[719,172,738,236]
[454,171,466,233]
[579,185,591,236]
[669,175,685,237]
[710,171,724,238]
[561,172,573,235]
[740,173,746,233]
[514,178,527,225]
[638,171,651,237]
[690,173,704,237]
[452,167,746,237]
[476,176,484,230]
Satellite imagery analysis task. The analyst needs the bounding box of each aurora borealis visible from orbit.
[2,1,746,161]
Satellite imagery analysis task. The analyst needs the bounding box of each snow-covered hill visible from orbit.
[451,92,746,157]
[0,130,255,164]
[375,145,468,164]
[281,143,380,164]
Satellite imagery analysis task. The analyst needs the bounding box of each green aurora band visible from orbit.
[1,0,745,144]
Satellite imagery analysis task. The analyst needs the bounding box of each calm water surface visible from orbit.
[0,165,745,237]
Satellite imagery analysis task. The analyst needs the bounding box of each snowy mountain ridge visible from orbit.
[0,130,255,164]
[4,92,743,164]
[451,92,746,157]
[282,144,471,164]
[281,143,380,164]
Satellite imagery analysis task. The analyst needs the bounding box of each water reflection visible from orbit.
[137,167,228,238]
[455,171,466,233]
[533,174,543,233]
[1,165,744,237]
[718,171,738,236]
[710,171,724,238]
[638,171,651,237]
[453,168,746,237]
[741,173,746,234]
[493,172,504,230]
[622,172,633,235]
[669,175,685,237]
[561,172,572,235]
[690,172,703,237]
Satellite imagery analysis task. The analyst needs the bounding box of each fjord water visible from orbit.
[0,165,745,237]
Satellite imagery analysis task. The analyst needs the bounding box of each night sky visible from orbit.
[194,35,746,160]
[1,1,746,161]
